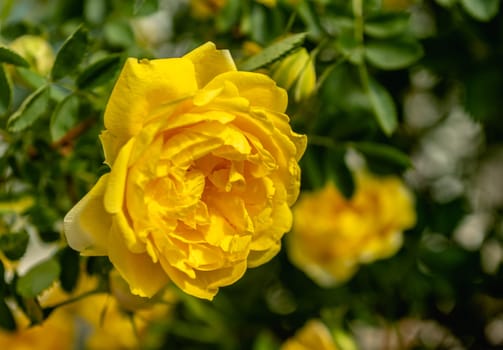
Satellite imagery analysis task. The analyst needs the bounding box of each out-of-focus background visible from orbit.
[0,0,502,349]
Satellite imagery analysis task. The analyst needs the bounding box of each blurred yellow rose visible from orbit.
[40,269,176,349]
[287,172,416,286]
[64,42,306,300]
[0,307,74,350]
[271,48,316,102]
[9,35,54,76]
[281,319,339,350]
[190,0,226,18]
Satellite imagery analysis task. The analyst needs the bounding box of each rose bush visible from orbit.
[64,42,306,300]
[287,172,416,287]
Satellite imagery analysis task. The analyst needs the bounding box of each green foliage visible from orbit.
[7,85,50,132]
[0,231,29,260]
[51,25,89,80]
[239,33,307,71]
[76,54,122,90]
[365,36,423,70]
[0,0,502,349]
[0,64,12,114]
[0,46,29,67]
[16,258,61,298]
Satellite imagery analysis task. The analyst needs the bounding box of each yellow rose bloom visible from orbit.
[281,319,339,350]
[288,172,416,287]
[64,42,306,300]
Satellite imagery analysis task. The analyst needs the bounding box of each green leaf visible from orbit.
[365,37,423,70]
[84,0,106,24]
[364,13,410,38]
[0,299,16,331]
[76,54,122,90]
[0,231,30,261]
[7,85,50,132]
[353,142,411,170]
[239,33,307,71]
[216,0,241,32]
[367,78,397,135]
[460,0,499,21]
[0,64,12,114]
[16,258,61,298]
[51,25,89,80]
[104,20,135,48]
[0,259,6,295]
[50,94,80,142]
[325,148,355,199]
[253,330,280,350]
[15,67,47,89]
[133,0,159,16]
[0,46,29,67]
[58,247,80,293]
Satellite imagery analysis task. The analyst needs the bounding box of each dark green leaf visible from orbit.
[216,0,241,32]
[104,20,135,48]
[51,25,89,80]
[84,0,107,24]
[76,54,122,90]
[50,94,80,142]
[253,330,280,350]
[0,259,6,295]
[365,37,423,70]
[16,258,61,298]
[353,142,411,170]
[460,0,499,21]
[239,33,307,71]
[0,46,29,67]
[297,0,324,40]
[0,231,30,261]
[365,13,410,38]
[0,299,16,331]
[58,247,80,293]
[0,64,12,114]
[7,85,50,132]
[325,148,355,199]
[133,0,158,16]
[367,78,397,135]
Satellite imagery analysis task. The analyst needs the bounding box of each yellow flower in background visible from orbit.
[271,48,316,102]
[190,0,227,18]
[40,269,176,349]
[64,42,306,300]
[288,172,416,287]
[9,35,54,76]
[281,319,339,350]
[0,307,74,350]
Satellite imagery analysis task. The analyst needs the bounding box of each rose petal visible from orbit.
[103,57,198,164]
[184,41,237,88]
[63,174,111,256]
[205,71,288,112]
[108,221,169,297]
[104,138,134,214]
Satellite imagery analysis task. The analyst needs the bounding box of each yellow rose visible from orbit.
[281,319,339,350]
[64,42,306,300]
[287,172,416,287]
